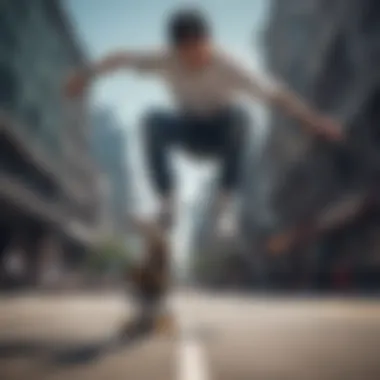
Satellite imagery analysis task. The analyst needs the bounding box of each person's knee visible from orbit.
[221,106,250,137]
[142,109,172,139]
[223,106,250,146]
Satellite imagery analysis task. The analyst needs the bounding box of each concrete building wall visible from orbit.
[238,0,380,290]
[0,0,100,288]
[96,171,118,238]
[260,0,380,227]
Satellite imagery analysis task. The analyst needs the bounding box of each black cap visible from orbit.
[168,9,210,46]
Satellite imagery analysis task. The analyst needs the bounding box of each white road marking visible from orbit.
[178,336,209,380]
[174,295,210,380]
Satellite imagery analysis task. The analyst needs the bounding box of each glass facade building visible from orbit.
[90,108,130,234]
[0,0,98,240]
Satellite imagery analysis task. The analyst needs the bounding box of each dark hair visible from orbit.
[168,9,210,46]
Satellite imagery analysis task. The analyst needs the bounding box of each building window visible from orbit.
[0,135,58,200]
[313,34,353,111]
[319,0,336,14]
[0,13,17,53]
[9,0,31,22]
[288,63,306,94]
[360,0,380,64]
[22,104,42,135]
[42,125,62,159]
[366,88,380,145]
[0,63,18,110]
[290,18,311,51]
[361,0,380,34]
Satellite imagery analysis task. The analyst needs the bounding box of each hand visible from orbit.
[266,229,297,255]
[310,115,344,142]
[64,70,88,98]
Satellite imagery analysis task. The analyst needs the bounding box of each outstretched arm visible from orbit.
[266,83,342,141]
[86,51,162,76]
[64,51,163,97]
[227,57,343,141]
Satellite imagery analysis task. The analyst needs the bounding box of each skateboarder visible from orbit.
[65,8,343,230]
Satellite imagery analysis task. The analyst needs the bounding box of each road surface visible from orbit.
[1,291,380,380]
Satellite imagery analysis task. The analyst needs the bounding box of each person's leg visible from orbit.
[142,109,180,226]
[176,106,249,233]
[216,107,250,234]
[219,107,249,193]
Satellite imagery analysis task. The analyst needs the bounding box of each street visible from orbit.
[1,292,380,380]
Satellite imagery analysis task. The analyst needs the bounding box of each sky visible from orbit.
[65,0,272,270]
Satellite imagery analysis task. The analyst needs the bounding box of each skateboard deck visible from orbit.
[120,218,176,338]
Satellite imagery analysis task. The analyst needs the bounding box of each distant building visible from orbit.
[190,179,255,287]
[0,0,99,287]
[90,108,130,236]
[248,0,380,290]
[95,171,118,238]
[190,179,218,258]
[262,0,379,227]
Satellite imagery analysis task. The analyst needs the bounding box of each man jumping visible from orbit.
[65,8,342,230]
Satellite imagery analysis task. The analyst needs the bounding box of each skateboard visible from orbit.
[119,218,176,339]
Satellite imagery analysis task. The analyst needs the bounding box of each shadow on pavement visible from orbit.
[0,341,50,358]
[0,318,154,369]
[51,318,154,367]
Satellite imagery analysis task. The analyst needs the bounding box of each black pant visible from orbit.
[143,106,249,197]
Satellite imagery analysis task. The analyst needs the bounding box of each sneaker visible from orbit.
[157,199,174,230]
[217,207,238,237]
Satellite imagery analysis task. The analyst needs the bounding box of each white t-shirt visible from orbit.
[118,50,279,115]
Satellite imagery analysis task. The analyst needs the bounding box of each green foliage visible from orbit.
[87,236,132,274]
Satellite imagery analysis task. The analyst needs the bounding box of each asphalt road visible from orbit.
[1,291,380,380]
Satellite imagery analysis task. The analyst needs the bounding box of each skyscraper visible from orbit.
[246,0,380,290]
[90,108,130,236]
[0,0,99,287]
